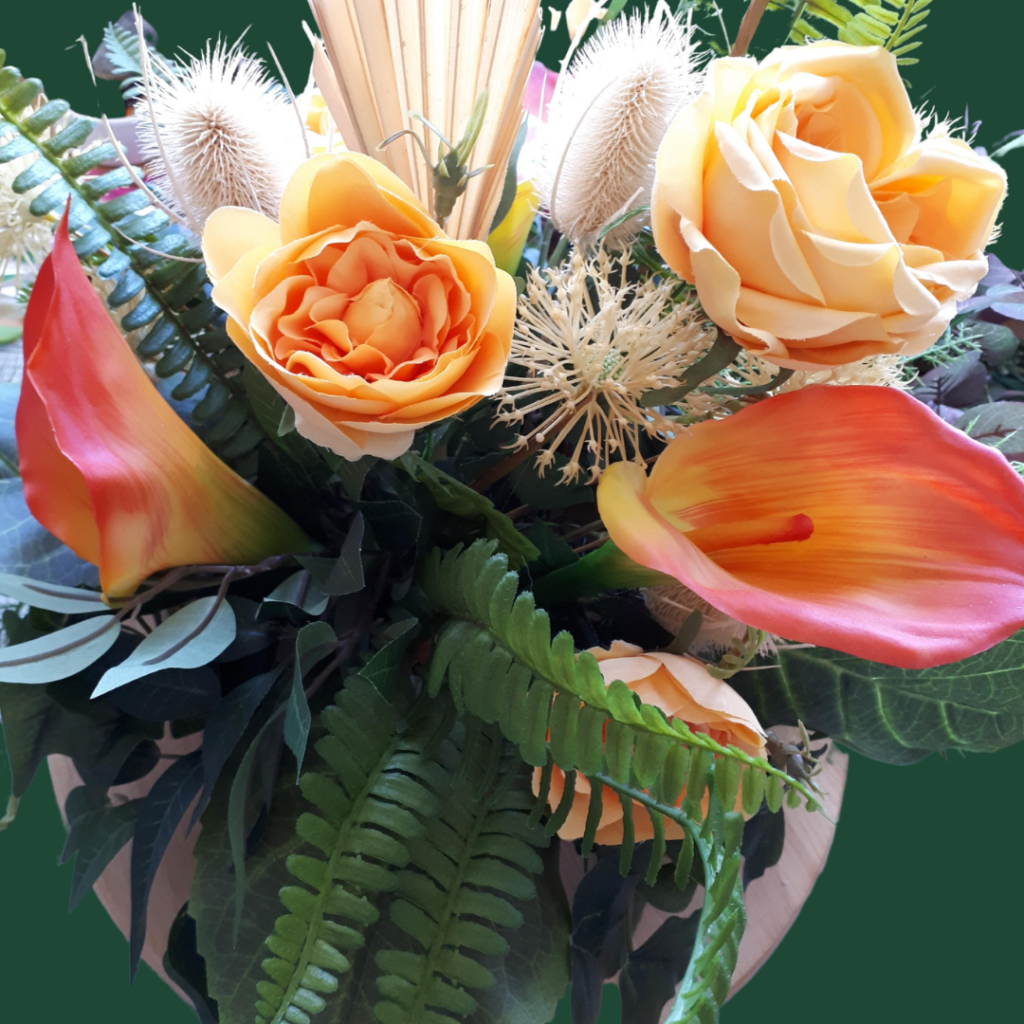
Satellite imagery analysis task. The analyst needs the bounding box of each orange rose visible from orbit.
[202,153,515,460]
[535,641,766,845]
[652,42,1007,369]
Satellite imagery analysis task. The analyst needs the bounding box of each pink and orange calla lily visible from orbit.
[17,210,311,598]
[597,385,1024,669]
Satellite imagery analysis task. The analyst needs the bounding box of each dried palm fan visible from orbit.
[306,0,542,240]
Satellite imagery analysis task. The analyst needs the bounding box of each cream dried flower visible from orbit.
[498,248,713,483]
[136,39,306,231]
[540,1,700,245]
[716,351,910,393]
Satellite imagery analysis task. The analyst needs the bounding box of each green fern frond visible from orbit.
[419,543,817,1021]
[772,0,932,65]
[255,676,448,1024]
[374,733,548,1024]
[0,54,267,475]
[420,540,818,834]
[589,773,746,1023]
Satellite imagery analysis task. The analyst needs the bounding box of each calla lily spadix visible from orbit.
[596,385,1024,669]
[17,209,311,599]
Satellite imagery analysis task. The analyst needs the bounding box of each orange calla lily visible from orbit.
[17,210,311,598]
[597,385,1024,669]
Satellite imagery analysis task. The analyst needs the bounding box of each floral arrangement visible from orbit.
[1,2,1022,1023]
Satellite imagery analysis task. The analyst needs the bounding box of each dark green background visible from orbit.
[2,2,1023,1021]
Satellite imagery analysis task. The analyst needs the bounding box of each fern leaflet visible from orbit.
[0,54,267,475]
[374,727,549,1024]
[256,676,445,1024]
[772,0,932,64]
[420,540,818,828]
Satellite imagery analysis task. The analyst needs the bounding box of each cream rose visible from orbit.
[534,641,766,845]
[652,42,1007,369]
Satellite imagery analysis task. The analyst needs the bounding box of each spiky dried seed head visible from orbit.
[539,3,701,246]
[136,40,306,229]
[497,247,715,483]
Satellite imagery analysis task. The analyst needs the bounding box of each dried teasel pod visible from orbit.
[135,36,306,231]
[539,1,701,246]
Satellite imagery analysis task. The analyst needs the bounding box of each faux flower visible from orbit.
[18,211,311,598]
[652,42,1007,368]
[487,179,539,275]
[597,385,1024,669]
[498,248,712,482]
[203,152,516,460]
[536,641,766,844]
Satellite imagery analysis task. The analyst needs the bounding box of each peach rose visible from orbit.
[536,641,766,845]
[202,152,515,460]
[652,42,1007,369]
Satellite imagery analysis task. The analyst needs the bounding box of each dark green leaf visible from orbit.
[509,456,594,510]
[59,786,141,911]
[298,514,365,596]
[619,914,701,1024]
[329,453,376,500]
[520,522,578,573]
[263,570,328,616]
[398,452,538,568]
[286,621,337,779]
[470,836,571,1024]
[192,667,282,829]
[130,749,204,978]
[227,705,286,941]
[359,498,422,557]
[216,598,275,662]
[488,114,529,234]
[734,635,1024,764]
[740,801,785,889]
[163,904,220,1024]
[104,666,221,723]
[640,333,742,408]
[191,747,306,1024]
[357,618,419,700]
[0,682,58,795]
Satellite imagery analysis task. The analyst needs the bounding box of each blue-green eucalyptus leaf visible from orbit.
[93,597,236,697]
[263,570,328,616]
[0,614,119,683]
[0,571,106,614]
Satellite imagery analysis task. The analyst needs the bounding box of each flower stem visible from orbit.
[731,0,770,57]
